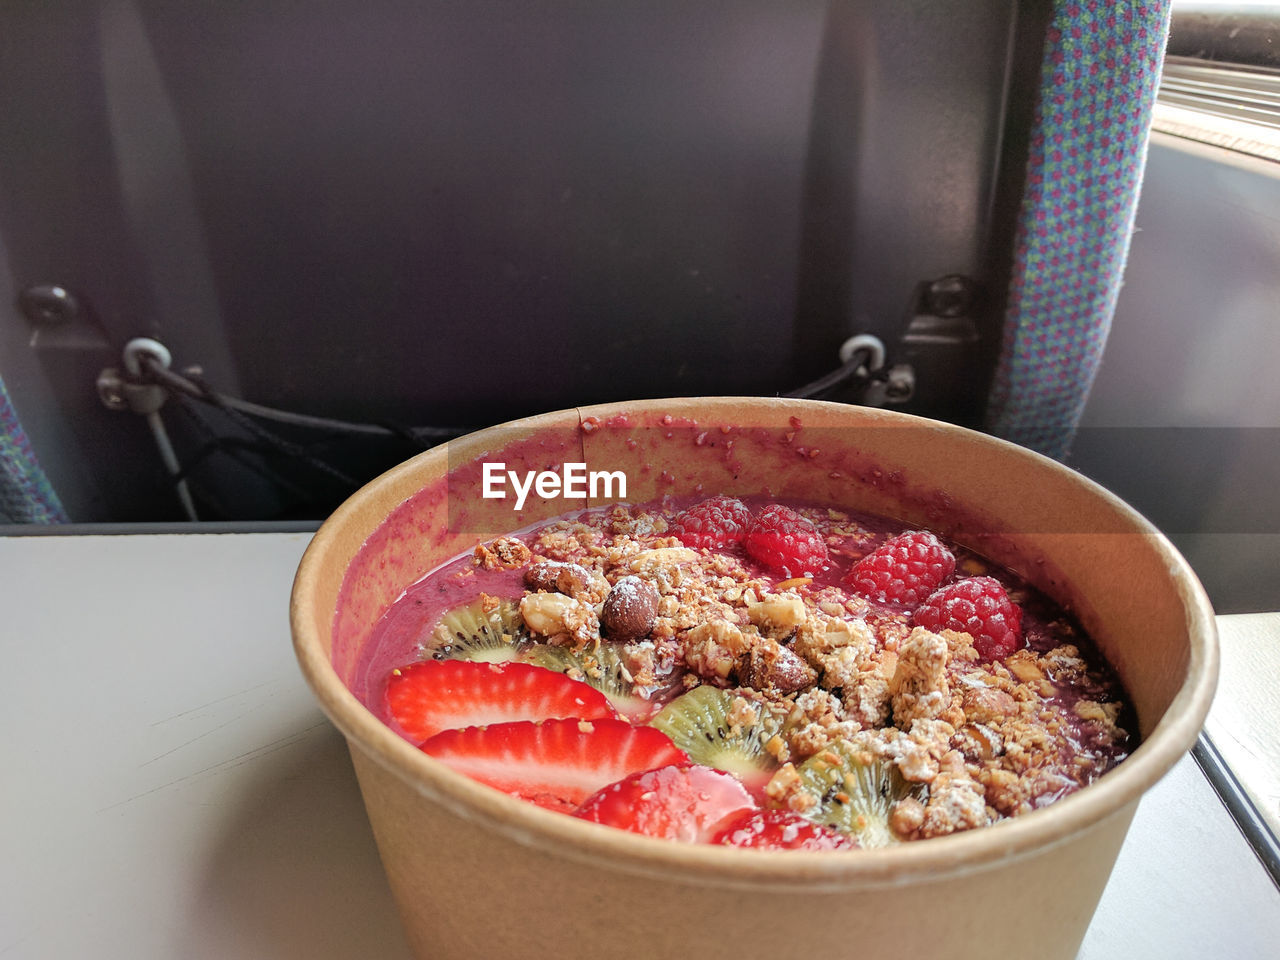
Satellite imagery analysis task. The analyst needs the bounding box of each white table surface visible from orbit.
[1,532,1277,959]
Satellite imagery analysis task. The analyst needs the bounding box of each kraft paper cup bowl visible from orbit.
[290,397,1217,960]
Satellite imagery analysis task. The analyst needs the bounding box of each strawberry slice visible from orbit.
[420,718,688,812]
[385,660,617,743]
[574,764,757,842]
[711,809,858,851]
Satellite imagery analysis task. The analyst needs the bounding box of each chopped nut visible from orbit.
[725,695,763,731]
[687,620,749,656]
[961,685,1018,724]
[739,638,816,696]
[890,796,926,839]
[775,576,813,591]
[682,620,748,681]
[918,770,988,838]
[620,641,659,688]
[764,733,791,764]
[981,768,1030,816]
[1005,650,1044,684]
[474,537,532,570]
[1074,699,1118,724]
[518,592,599,647]
[812,647,861,692]
[765,763,814,812]
[843,672,891,727]
[938,628,979,664]
[1073,699,1124,739]
[523,560,609,604]
[875,648,898,679]
[952,723,1004,761]
[792,616,873,664]
[628,547,698,573]
[1042,644,1086,682]
[747,593,808,635]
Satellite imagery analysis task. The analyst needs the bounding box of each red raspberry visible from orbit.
[912,576,1024,662]
[670,496,752,550]
[742,504,829,576]
[845,531,956,606]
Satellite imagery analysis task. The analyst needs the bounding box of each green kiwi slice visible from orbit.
[522,640,669,721]
[427,599,532,662]
[427,599,678,719]
[790,739,913,848]
[648,686,782,796]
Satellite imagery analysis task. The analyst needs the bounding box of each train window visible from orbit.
[1159,1,1280,158]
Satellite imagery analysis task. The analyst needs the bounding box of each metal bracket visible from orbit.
[890,274,983,420]
[830,333,914,407]
[96,338,173,414]
[18,283,110,350]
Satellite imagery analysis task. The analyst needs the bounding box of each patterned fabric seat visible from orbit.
[986,1,1172,459]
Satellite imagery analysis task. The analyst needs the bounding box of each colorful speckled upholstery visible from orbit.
[1,375,67,523]
[986,0,1172,459]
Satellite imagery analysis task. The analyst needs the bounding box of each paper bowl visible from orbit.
[290,397,1217,960]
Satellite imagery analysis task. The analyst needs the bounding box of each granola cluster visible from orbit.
[472,502,1131,841]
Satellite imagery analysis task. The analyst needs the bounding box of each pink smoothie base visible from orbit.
[350,492,1134,802]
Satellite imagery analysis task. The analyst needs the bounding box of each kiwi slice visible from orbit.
[518,642,580,674]
[522,640,671,721]
[790,739,914,848]
[427,599,677,718]
[648,686,782,795]
[427,599,532,662]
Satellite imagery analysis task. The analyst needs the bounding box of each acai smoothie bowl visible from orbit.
[290,397,1217,960]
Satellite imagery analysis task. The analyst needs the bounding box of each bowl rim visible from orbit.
[290,397,1219,890]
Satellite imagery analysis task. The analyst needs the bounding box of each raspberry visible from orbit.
[845,531,956,606]
[912,576,1024,662]
[742,504,829,576]
[670,496,752,550]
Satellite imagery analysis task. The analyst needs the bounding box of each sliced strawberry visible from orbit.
[711,809,858,851]
[420,718,688,812]
[574,764,757,843]
[385,660,617,743]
